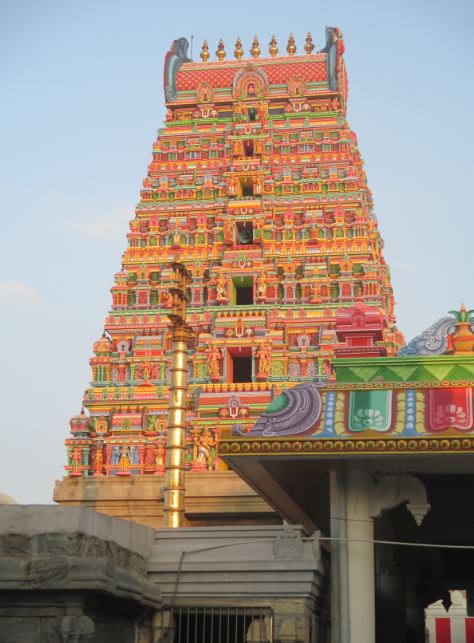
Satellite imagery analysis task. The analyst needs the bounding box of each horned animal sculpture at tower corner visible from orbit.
[163,262,193,528]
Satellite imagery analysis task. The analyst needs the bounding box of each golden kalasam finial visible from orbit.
[216,38,226,61]
[304,32,315,54]
[250,35,261,58]
[268,34,278,57]
[287,33,296,55]
[200,39,210,62]
[234,37,244,59]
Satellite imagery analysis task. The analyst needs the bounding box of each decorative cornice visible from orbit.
[219,435,474,457]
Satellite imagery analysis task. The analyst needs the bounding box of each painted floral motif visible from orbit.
[428,388,473,432]
[434,404,467,426]
[352,408,386,430]
[348,390,392,433]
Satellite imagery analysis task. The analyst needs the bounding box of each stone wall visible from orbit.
[0,506,161,643]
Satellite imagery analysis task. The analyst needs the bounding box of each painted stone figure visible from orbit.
[216,273,228,300]
[256,271,268,298]
[206,345,222,380]
[256,342,271,377]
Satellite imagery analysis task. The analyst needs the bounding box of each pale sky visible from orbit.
[1,0,473,503]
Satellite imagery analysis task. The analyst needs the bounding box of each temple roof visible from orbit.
[164,29,347,104]
[175,56,328,92]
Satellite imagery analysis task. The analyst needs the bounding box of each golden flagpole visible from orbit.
[164,262,192,528]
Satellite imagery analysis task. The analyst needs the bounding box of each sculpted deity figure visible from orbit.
[232,139,244,157]
[223,219,234,242]
[94,445,103,475]
[161,290,174,308]
[71,447,82,471]
[228,175,239,196]
[257,101,268,121]
[254,175,264,195]
[256,341,271,375]
[195,430,216,466]
[144,444,156,468]
[216,272,228,299]
[254,217,264,240]
[206,345,222,379]
[155,443,165,468]
[141,363,152,381]
[256,271,268,298]
[172,227,181,246]
[118,445,130,471]
[233,102,247,122]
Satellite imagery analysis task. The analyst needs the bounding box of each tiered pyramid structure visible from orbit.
[62,29,403,486]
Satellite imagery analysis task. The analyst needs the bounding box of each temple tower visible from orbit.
[57,29,402,523]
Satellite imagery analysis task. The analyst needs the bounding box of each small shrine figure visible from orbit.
[141,363,152,382]
[233,102,246,122]
[232,139,244,157]
[70,447,82,476]
[206,345,222,380]
[223,219,234,243]
[254,176,264,195]
[257,101,268,121]
[256,341,271,378]
[118,445,131,473]
[172,227,181,246]
[144,444,156,470]
[161,290,174,308]
[256,271,268,299]
[155,442,165,470]
[216,272,228,300]
[195,430,216,467]
[93,444,103,476]
[228,175,239,196]
[254,217,264,241]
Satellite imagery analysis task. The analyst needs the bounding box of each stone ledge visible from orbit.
[0,506,161,609]
[0,505,155,558]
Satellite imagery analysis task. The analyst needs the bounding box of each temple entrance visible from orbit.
[240,176,254,196]
[232,276,253,305]
[227,347,252,383]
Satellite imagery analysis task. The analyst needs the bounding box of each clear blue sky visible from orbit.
[1,0,473,503]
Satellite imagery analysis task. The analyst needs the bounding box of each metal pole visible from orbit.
[164,262,192,528]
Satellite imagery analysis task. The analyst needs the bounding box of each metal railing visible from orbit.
[156,606,273,643]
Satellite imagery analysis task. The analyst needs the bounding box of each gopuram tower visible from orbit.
[55,29,403,525]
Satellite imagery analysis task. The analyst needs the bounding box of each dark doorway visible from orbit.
[232,356,252,383]
[232,276,253,305]
[244,140,254,157]
[240,177,254,196]
[235,286,253,305]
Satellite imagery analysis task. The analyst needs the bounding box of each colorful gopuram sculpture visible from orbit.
[62,30,404,480]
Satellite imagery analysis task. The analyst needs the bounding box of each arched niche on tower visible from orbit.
[232,63,268,101]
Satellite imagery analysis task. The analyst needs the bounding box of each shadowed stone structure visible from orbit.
[0,506,161,643]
